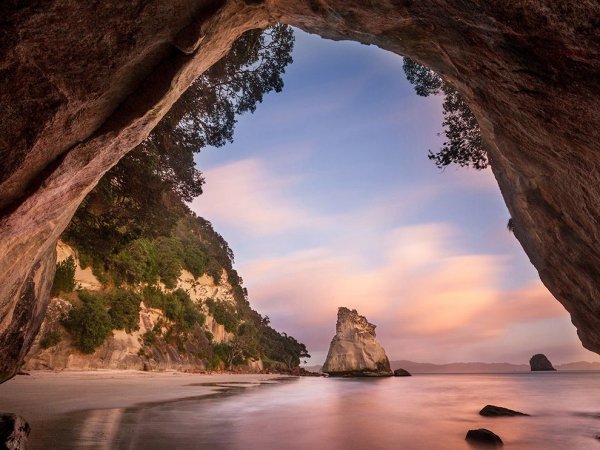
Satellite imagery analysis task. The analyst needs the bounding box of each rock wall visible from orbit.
[322,307,392,376]
[1,0,599,380]
[24,243,239,372]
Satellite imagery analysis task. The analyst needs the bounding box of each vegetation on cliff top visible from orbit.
[50,25,309,369]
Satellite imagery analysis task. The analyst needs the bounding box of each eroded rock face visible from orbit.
[529,354,556,371]
[0,1,599,380]
[23,243,241,372]
[0,413,31,450]
[322,307,392,377]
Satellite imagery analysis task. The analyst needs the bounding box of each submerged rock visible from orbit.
[393,368,412,377]
[322,307,392,377]
[529,354,556,371]
[0,413,30,450]
[465,428,503,446]
[479,405,529,417]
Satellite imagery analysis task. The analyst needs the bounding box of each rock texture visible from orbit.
[479,405,529,417]
[393,368,412,377]
[465,429,503,446]
[0,1,599,380]
[322,307,392,377]
[23,242,250,372]
[529,354,556,371]
[0,413,30,450]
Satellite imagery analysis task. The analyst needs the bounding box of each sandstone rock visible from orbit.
[23,242,238,372]
[479,405,529,417]
[1,0,600,381]
[465,428,503,446]
[322,307,392,377]
[393,368,412,377]
[0,413,30,450]
[529,354,556,371]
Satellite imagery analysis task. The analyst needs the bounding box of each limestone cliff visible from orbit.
[322,307,392,377]
[1,1,599,381]
[24,242,261,372]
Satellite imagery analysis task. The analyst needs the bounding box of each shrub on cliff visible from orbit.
[51,256,76,296]
[205,298,239,333]
[40,331,62,349]
[107,289,141,333]
[63,291,112,353]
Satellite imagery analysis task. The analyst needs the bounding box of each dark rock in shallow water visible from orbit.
[0,413,31,450]
[479,405,529,417]
[393,368,411,377]
[466,428,503,446]
[529,354,556,371]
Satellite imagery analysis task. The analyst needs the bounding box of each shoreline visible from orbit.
[0,371,296,448]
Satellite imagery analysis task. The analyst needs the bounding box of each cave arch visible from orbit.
[0,0,598,382]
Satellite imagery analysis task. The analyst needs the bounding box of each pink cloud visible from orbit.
[240,224,580,364]
[191,158,329,235]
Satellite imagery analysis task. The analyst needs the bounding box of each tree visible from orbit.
[107,289,141,333]
[63,291,113,353]
[51,256,76,296]
[402,57,487,170]
[63,25,295,273]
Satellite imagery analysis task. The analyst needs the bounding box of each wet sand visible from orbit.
[0,370,289,449]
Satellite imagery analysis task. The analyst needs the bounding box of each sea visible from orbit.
[2,372,600,449]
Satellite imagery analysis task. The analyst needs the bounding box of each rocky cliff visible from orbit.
[322,307,392,377]
[24,242,260,372]
[529,354,556,371]
[1,1,599,381]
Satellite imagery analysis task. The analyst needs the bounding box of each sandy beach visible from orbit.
[0,370,290,449]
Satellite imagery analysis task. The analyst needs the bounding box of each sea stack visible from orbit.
[322,307,393,377]
[529,354,556,371]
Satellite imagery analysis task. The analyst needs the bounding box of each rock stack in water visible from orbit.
[529,354,556,371]
[322,307,392,377]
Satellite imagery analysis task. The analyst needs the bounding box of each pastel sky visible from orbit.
[192,29,600,365]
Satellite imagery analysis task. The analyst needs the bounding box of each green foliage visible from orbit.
[205,298,239,333]
[141,286,204,334]
[258,325,310,369]
[143,329,156,346]
[154,237,184,288]
[165,289,205,332]
[107,289,141,333]
[51,257,76,296]
[55,25,310,367]
[113,239,158,285]
[40,331,62,349]
[402,57,487,170]
[63,26,295,277]
[63,291,113,353]
[507,218,515,233]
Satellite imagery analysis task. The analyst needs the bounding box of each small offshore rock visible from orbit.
[479,405,529,417]
[393,368,412,377]
[465,428,503,446]
[322,307,393,377]
[529,354,556,371]
[0,413,31,450]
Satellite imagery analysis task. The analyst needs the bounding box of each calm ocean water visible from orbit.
[4,372,600,449]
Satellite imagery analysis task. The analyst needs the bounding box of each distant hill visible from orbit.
[390,360,528,373]
[555,361,600,371]
[391,360,600,373]
[305,360,600,374]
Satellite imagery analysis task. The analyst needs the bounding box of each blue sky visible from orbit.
[192,29,599,365]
